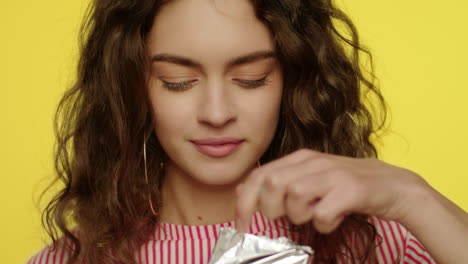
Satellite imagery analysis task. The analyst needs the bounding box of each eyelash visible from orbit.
[161,76,270,91]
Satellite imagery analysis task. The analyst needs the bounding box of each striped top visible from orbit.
[27,212,435,264]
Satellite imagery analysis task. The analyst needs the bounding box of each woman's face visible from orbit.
[147,0,283,186]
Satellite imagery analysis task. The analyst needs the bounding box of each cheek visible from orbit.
[241,82,283,134]
[149,91,193,137]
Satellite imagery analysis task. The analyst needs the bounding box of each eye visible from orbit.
[234,76,270,89]
[160,76,270,91]
[161,79,196,91]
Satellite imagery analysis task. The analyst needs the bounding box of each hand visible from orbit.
[235,149,429,233]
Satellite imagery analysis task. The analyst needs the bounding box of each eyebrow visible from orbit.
[150,50,276,69]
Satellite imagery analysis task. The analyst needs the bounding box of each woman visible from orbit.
[28,0,468,263]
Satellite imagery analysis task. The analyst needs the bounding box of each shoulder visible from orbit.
[369,216,436,264]
[26,237,73,264]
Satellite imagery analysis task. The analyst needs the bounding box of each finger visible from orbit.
[284,167,334,225]
[315,214,345,234]
[236,149,318,232]
[258,160,318,219]
[260,159,335,220]
[311,188,354,234]
[235,183,244,195]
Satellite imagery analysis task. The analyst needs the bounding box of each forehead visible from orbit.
[147,0,274,64]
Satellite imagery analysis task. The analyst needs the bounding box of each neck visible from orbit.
[159,163,243,226]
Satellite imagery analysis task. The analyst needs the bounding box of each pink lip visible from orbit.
[191,138,244,158]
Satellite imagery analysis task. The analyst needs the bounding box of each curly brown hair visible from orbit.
[41,0,387,263]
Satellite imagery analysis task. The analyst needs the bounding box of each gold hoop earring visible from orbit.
[346,111,358,125]
[280,127,287,149]
[143,138,158,217]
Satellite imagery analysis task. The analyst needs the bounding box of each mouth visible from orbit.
[191,138,244,158]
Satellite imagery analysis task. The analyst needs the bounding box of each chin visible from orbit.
[189,163,251,186]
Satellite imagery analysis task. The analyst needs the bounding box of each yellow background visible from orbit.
[1,0,466,262]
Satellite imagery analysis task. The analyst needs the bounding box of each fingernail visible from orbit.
[237,218,249,233]
[235,218,244,232]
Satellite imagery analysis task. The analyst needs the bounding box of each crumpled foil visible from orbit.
[208,227,314,264]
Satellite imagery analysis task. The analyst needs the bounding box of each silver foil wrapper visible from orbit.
[208,227,313,264]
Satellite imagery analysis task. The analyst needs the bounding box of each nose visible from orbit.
[197,80,236,128]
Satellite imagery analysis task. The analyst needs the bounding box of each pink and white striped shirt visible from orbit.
[27,212,435,264]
